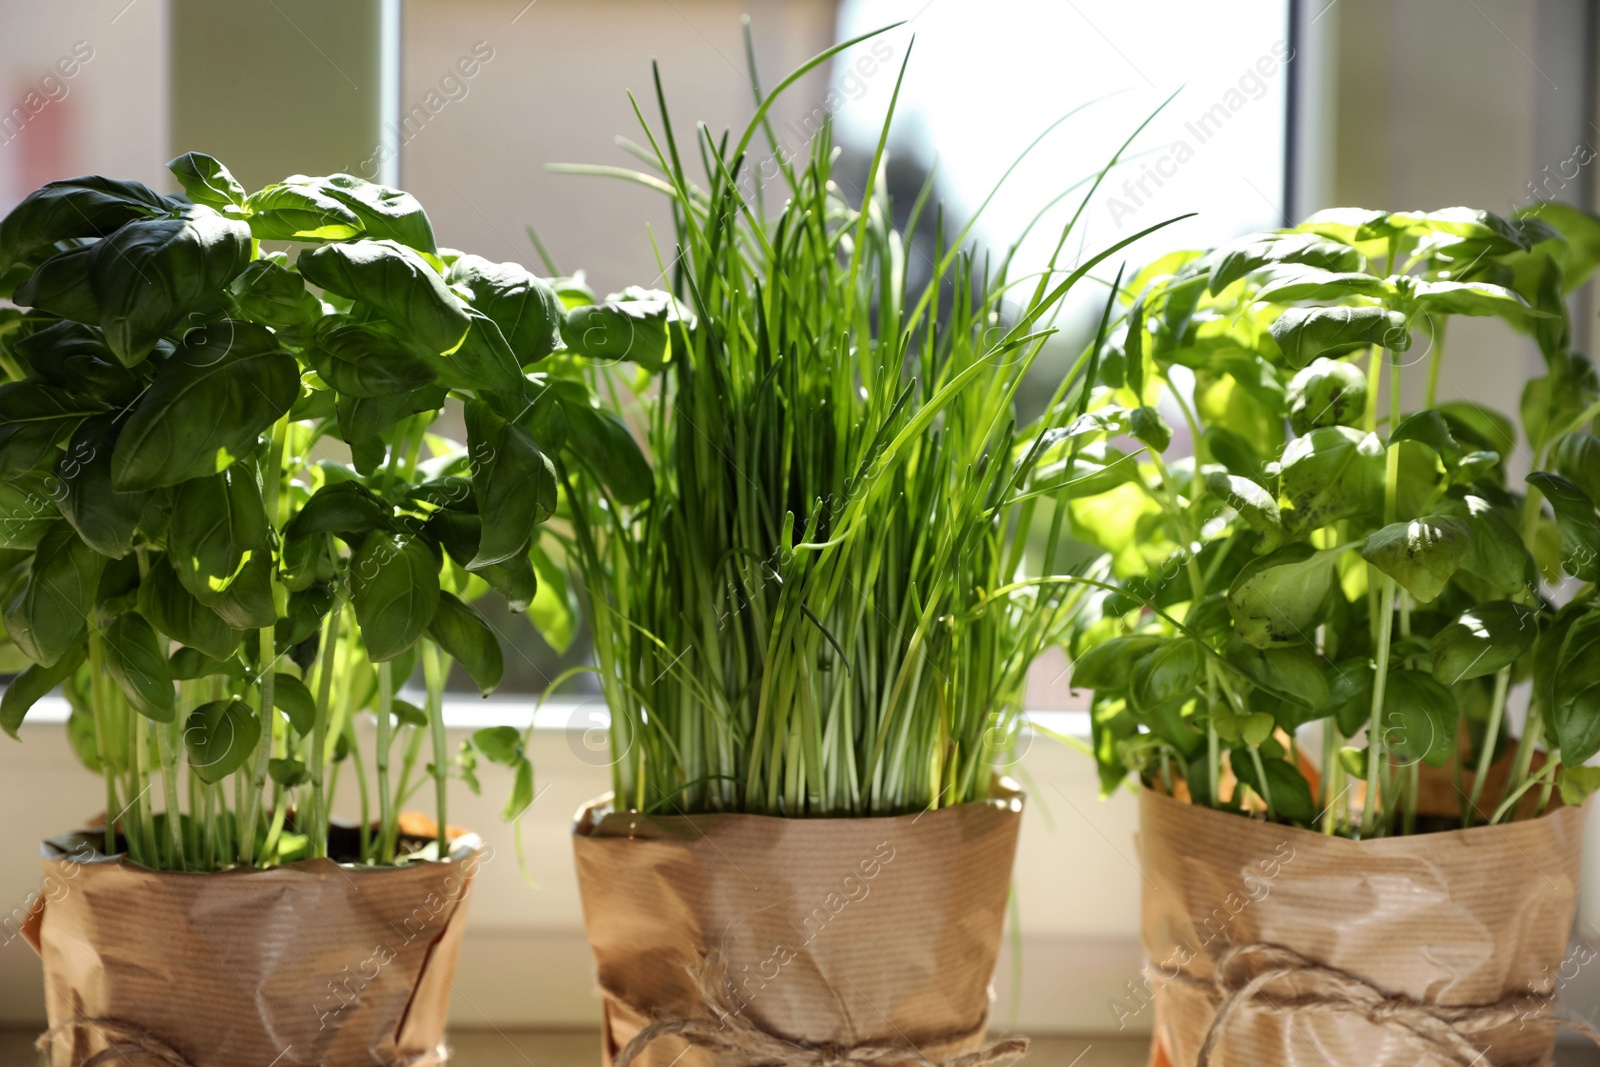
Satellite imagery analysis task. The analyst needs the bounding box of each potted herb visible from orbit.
[0,154,557,1066]
[518,34,1184,1067]
[1064,205,1600,1066]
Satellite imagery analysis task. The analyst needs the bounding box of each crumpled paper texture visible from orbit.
[23,829,485,1067]
[1138,788,1586,1066]
[572,787,1024,1067]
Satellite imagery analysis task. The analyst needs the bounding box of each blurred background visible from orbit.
[2,0,1600,1057]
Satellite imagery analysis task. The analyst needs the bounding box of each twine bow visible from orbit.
[35,1017,445,1067]
[606,954,1028,1067]
[1182,942,1600,1067]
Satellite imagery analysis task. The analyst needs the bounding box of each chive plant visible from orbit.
[1064,205,1600,835]
[0,155,559,870]
[539,33,1184,816]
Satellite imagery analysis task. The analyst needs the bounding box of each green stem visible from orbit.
[134,715,158,863]
[155,717,186,869]
[423,640,450,858]
[308,597,345,859]
[376,660,395,864]
[1465,666,1511,825]
[87,634,121,856]
[240,415,289,867]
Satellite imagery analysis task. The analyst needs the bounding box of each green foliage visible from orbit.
[1064,199,1600,836]
[0,153,577,870]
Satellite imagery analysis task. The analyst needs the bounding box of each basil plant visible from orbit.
[1065,204,1600,836]
[0,154,574,870]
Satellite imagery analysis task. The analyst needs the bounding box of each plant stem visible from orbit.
[87,633,121,856]
[308,597,345,859]
[155,716,186,869]
[1465,666,1511,825]
[134,715,158,863]
[1362,342,1405,837]
[240,415,289,867]
[423,640,450,858]
[376,660,395,864]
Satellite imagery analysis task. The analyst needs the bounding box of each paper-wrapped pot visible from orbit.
[572,787,1025,1067]
[22,828,485,1067]
[1137,788,1590,1066]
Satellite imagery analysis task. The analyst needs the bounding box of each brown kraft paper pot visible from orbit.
[572,786,1024,1067]
[1137,788,1588,1066]
[22,827,486,1067]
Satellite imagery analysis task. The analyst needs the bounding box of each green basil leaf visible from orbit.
[351,531,440,662]
[0,381,107,478]
[275,584,333,651]
[1431,601,1539,684]
[1382,669,1458,768]
[1230,753,1316,823]
[449,254,561,365]
[472,724,522,765]
[559,287,674,370]
[1389,409,1462,472]
[112,319,299,490]
[13,243,99,323]
[1361,516,1472,603]
[1527,472,1600,581]
[168,466,267,606]
[427,592,504,695]
[1439,494,1532,594]
[169,647,245,681]
[0,470,60,549]
[4,522,103,666]
[390,699,427,727]
[503,758,534,821]
[317,174,436,253]
[244,182,361,241]
[0,641,85,738]
[1227,543,1338,648]
[274,673,317,736]
[335,384,447,444]
[55,415,149,558]
[184,698,259,784]
[1130,639,1204,709]
[527,541,574,654]
[166,152,247,210]
[1205,471,1281,552]
[1269,305,1410,369]
[1553,433,1600,505]
[560,400,652,506]
[230,259,321,329]
[268,757,309,788]
[296,240,469,354]
[1553,612,1600,765]
[288,481,387,540]
[464,399,555,568]
[1279,426,1385,532]
[1252,267,1389,303]
[206,553,276,630]
[88,207,252,365]
[427,308,524,393]
[138,556,240,661]
[1286,357,1366,435]
[0,175,176,273]
[15,322,143,405]
[103,611,175,721]
[308,321,436,398]
[1207,232,1365,294]
[1071,635,1166,692]
[1222,637,1330,716]
[1410,279,1547,323]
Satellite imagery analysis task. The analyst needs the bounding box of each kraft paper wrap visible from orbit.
[572,787,1024,1067]
[21,828,485,1067]
[1138,788,1588,1067]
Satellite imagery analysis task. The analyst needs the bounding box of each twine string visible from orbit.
[1182,942,1600,1067]
[605,954,1029,1067]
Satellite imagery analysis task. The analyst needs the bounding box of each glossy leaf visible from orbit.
[449,254,561,365]
[1382,669,1457,768]
[351,531,440,662]
[1361,516,1472,603]
[464,399,555,568]
[427,592,504,695]
[1278,426,1385,532]
[88,207,252,365]
[0,175,176,273]
[168,466,268,606]
[103,611,175,722]
[0,381,106,478]
[137,556,240,661]
[166,152,247,210]
[1227,543,1338,648]
[274,673,317,736]
[1286,358,1366,435]
[561,400,652,506]
[55,416,148,558]
[112,320,298,491]
[309,322,436,398]
[1431,601,1538,684]
[1527,472,1600,581]
[4,522,104,667]
[1269,305,1409,369]
[0,642,85,738]
[184,698,259,784]
[296,239,469,354]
